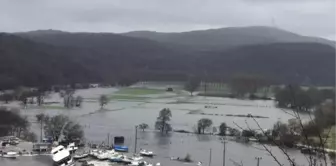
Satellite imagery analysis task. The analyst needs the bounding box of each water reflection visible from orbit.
[154,132,172,146]
[195,134,211,142]
[8,87,320,166]
[32,155,53,165]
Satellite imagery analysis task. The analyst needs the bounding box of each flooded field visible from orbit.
[2,87,324,166]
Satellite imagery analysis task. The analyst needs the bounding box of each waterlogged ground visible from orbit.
[2,86,328,166]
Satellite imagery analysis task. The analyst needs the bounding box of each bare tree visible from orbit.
[232,85,333,166]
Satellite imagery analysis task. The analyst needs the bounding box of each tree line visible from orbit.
[0,85,112,111]
[275,85,335,112]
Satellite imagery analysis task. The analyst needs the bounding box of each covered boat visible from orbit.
[139,149,154,157]
[1,151,19,159]
[114,145,129,152]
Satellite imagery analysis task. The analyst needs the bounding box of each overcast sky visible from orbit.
[1,0,335,40]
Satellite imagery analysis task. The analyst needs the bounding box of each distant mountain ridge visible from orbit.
[122,26,335,50]
[197,42,335,85]
[0,26,333,88]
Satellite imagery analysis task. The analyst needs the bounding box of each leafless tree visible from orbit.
[233,85,333,166]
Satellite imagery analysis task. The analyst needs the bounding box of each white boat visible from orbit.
[66,142,78,154]
[129,161,153,166]
[139,149,154,157]
[73,153,89,160]
[96,150,117,160]
[109,153,123,162]
[2,151,19,159]
[120,155,133,164]
[86,160,111,166]
[89,149,99,157]
[131,155,143,161]
[51,145,75,166]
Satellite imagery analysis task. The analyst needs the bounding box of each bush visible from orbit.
[184,153,192,162]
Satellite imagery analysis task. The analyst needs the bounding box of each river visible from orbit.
[2,87,328,166]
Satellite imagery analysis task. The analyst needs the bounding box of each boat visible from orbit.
[51,145,75,166]
[114,145,129,152]
[109,154,133,164]
[73,152,89,160]
[120,155,133,164]
[66,142,78,154]
[109,153,124,163]
[89,149,99,158]
[139,149,154,157]
[129,161,154,166]
[96,150,117,160]
[85,160,111,166]
[2,151,19,159]
[131,155,143,161]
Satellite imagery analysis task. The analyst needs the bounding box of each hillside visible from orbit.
[122,26,335,51]
[0,28,333,89]
[195,43,335,85]
[0,33,190,89]
[0,33,102,89]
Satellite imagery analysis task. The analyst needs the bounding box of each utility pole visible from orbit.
[255,157,262,166]
[40,119,43,142]
[209,148,212,166]
[107,133,110,147]
[223,140,227,166]
[134,125,138,153]
[204,71,208,95]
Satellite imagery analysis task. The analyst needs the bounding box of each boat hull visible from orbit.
[73,154,89,160]
[2,155,17,159]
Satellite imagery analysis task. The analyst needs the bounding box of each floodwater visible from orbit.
[2,87,329,166]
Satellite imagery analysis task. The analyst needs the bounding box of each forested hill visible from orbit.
[0,33,102,89]
[122,26,335,51]
[195,43,335,85]
[0,28,334,89]
[0,33,189,89]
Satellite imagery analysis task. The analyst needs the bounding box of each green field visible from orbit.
[83,88,166,101]
[108,95,149,100]
[114,88,165,95]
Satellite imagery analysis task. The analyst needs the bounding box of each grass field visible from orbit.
[108,95,149,100]
[114,88,165,95]
[84,88,166,101]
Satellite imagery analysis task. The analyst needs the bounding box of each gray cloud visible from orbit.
[0,0,335,39]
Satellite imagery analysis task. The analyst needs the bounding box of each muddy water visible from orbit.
[2,88,325,166]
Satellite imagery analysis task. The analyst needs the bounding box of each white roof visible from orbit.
[51,145,71,162]
[51,145,65,154]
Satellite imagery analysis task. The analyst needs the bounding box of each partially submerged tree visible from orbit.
[0,107,29,137]
[184,75,200,96]
[75,96,83,107]
[36,113,48,142]
[36,86,49,106]
[229,74,269,97]
[184,153,192,162]
[44,115,84,142]
[63,88,75,108]
[219,122,227,136]
[138,123,149,131]
[197,118,213,134]
[0,93,13,104]
[155,108,172,133]
[234,85,335,166]
[99,95,109,109]
[19,92,29,108]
